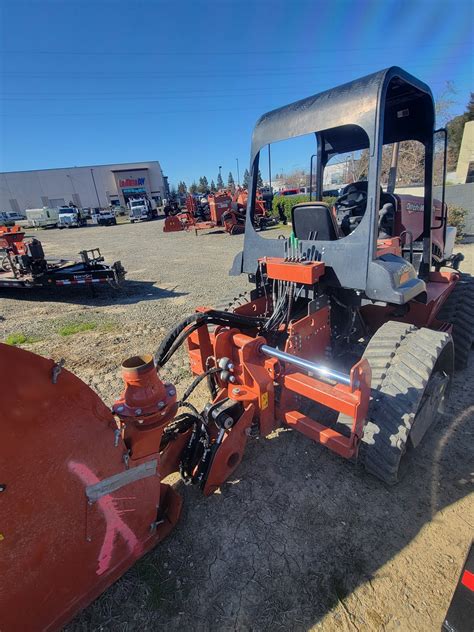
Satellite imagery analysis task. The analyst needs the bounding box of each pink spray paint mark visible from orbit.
[69,461,144,575]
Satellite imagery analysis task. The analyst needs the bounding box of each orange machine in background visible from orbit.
[163,188,275,234]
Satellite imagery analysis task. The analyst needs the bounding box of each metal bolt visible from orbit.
[0,484,6,492]
[135,408,142,415]
[227,363,234,371]
[168,388,176,396]
[228,375,236,383]
[157,400,166,409]
[117,405,124,413]
[232,387,241,395]
[222,416,233,429]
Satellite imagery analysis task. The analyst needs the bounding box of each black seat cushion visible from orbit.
[291,203,339,241]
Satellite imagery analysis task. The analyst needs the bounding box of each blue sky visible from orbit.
[0,0,472,188]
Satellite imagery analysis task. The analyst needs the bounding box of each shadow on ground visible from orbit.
[68,353,474,631]
[0,280,187,307]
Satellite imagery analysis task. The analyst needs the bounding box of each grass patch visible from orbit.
[58,321,97,336]
[5,332,40,346]
[100,321,117,333]
[56,319,117,337]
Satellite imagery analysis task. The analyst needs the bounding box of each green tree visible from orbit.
[198,176,209,193]
[227,171,235,190]
[217,172,224,189]
[210,179,217,192]
[189,181,198,194]
[177,181,187,195]
[242,168,250,189]
[257,169,264,188]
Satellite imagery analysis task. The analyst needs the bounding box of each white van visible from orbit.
[26,207,60,228]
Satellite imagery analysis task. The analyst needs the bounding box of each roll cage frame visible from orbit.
[232,66,438,304]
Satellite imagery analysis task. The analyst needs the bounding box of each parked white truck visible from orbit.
[91,208,117,226]
[57,206,88,228]
[26,207,59,229]
[128,198,157,223]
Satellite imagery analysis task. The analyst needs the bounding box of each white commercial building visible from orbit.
[0,161,168,214]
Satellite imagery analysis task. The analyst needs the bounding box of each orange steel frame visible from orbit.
[186,257,373,496]
[185,249,458,493]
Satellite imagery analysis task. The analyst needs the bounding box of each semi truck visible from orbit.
[57,206,88,228]
[128,197,157,223]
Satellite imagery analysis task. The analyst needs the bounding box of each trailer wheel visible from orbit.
[1,256,11,272]
[337,321,453,485]
[436,273,474,369]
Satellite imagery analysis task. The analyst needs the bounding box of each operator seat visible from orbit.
[291,202,340,241]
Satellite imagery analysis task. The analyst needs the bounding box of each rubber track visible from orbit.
[436,273,474,369]
[359,322,452,485]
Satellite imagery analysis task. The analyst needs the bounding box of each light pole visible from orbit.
[236,158,240,186]
[268,145,272,191]
[90,169,101,209]
[67,173,76,206]
[67,174,76,194]
[309,154,316,200]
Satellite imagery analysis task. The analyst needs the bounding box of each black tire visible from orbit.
[436,273,474,369]
[338,321,453,485]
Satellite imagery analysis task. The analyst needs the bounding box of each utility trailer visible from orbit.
[0,225,125,289]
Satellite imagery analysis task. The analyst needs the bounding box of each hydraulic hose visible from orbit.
[155,309,265,368]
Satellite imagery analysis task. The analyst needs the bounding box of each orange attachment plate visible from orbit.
[262,257,325,284]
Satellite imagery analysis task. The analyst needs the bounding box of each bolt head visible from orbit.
[232,387,240,395]
[228,375,236,383]
[117,405,124,412]
[223,416,233,429]
[135,408,142,415]
[157,400,166,409]
[168,388,176,396]
[227,362,234,371]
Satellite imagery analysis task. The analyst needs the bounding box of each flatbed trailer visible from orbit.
[0,226,125,290]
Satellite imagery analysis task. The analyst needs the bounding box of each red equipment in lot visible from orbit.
[163,189,274,234]
[0,225,125,289]
[1,67,473,631]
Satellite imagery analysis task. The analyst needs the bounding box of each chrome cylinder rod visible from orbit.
[260,344,351,386]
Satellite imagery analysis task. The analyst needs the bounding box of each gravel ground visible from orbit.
[1,218,473,632]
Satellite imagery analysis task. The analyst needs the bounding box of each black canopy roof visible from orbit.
[250,66,434,161]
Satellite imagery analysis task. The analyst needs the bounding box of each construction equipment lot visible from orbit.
[1,218,473,631]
